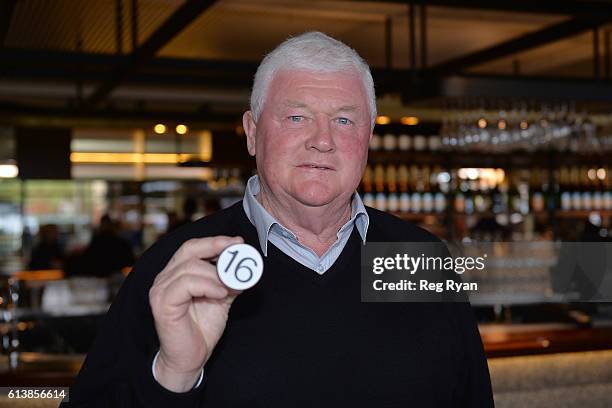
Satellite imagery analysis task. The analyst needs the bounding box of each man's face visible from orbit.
[243,69,372,209]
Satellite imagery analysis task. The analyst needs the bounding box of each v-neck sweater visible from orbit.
[64,201,493,407]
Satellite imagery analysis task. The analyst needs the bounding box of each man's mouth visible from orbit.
[298,163,334,171]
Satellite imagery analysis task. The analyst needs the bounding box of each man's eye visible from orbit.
[289,116,304,123]
[336,117,353,125]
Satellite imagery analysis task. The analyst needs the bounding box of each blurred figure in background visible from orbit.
[28,224,64,270]
[181,196,198,224]
[165,197,199,234]
[551,219,610,317]
[471,215,512,242]
[203,198,221,215]
[68,214,134,277]
[164,211,180,234]
[21,225,34,259]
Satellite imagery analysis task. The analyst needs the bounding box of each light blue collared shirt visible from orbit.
[242,175,369,274]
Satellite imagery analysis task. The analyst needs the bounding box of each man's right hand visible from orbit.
[149,235,244,392]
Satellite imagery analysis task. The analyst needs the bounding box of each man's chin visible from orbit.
[291,189,337,208]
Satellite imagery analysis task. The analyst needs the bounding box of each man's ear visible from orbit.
[243,111,257,157]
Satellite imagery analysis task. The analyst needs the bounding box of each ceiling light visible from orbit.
[176,124,188,135]
[375,116,391,125]
[153,124,166,134]
[400,116,419,126]
[0,164,18,178]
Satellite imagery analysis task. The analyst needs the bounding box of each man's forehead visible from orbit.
[270,69,365,92]
[281,99,360,112]
[270,70,366,98]
[276,67,360,79]
[282,100,308,108]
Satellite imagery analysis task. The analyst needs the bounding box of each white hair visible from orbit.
[250,31,377,127]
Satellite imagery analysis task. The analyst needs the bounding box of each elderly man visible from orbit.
[65,32,493,407]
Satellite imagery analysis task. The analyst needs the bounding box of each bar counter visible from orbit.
[1,323,612,407]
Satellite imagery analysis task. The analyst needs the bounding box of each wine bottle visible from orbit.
[604,166,612,210]
[559,167,571,211]
[508,173,521,214]
[362,165,375,208]
[398,134,411,151]
[383,133,397,151]
[454,173,467,214]
[593,174,603,211]
[431,166,446,213]
[473,177,488,214]
[580,166,592,211]
[570,166,581,211]
[491,175,505,214]
[374,164,387,211]
[464,179,476,215]
[422,166,433,213]
[369,133,382,151]
[530,168,545,213]
[518,175,530,215]
[410,165,422,213]
[428,135,441,152]
[398,164,411,212]
[413,135,427,152]
[541,168,553,212]
[386,164,399,212]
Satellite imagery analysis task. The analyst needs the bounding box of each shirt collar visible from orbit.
[242,175,369,256]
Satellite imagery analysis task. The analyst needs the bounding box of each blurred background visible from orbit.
[0,0,611,406]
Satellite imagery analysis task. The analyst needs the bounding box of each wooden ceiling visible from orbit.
[1,0,611,127]
[5,0,608,73]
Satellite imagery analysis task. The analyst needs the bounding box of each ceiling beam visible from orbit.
[358,0,612,17]
[83,0,217,109]
[428,16,612,75]
[0,48,426,93]
[4,49,612,105]
[0,102,242,130]
[0,0,18,46]
[401,74,612,103]
[0,48,257,88]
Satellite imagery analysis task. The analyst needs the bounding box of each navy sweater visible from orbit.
[63,202,493,407]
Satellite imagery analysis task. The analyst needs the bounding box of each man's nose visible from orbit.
[307,117,335,152]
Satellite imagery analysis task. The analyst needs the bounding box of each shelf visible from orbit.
[453,212,496,218]
[382,210,611,220]
[0,352,84,387]
[391,211,535,219]
[556,210,612,218]
[13,269,64,282]
[482,324,612,358]
[390,212,444,221]
[368,150,611,168]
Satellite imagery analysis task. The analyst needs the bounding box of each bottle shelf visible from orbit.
[362,149,611,240]
[368,150,611,168]
[390,212,443,221]
[556,210,612,218]
[387,209,612,221]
